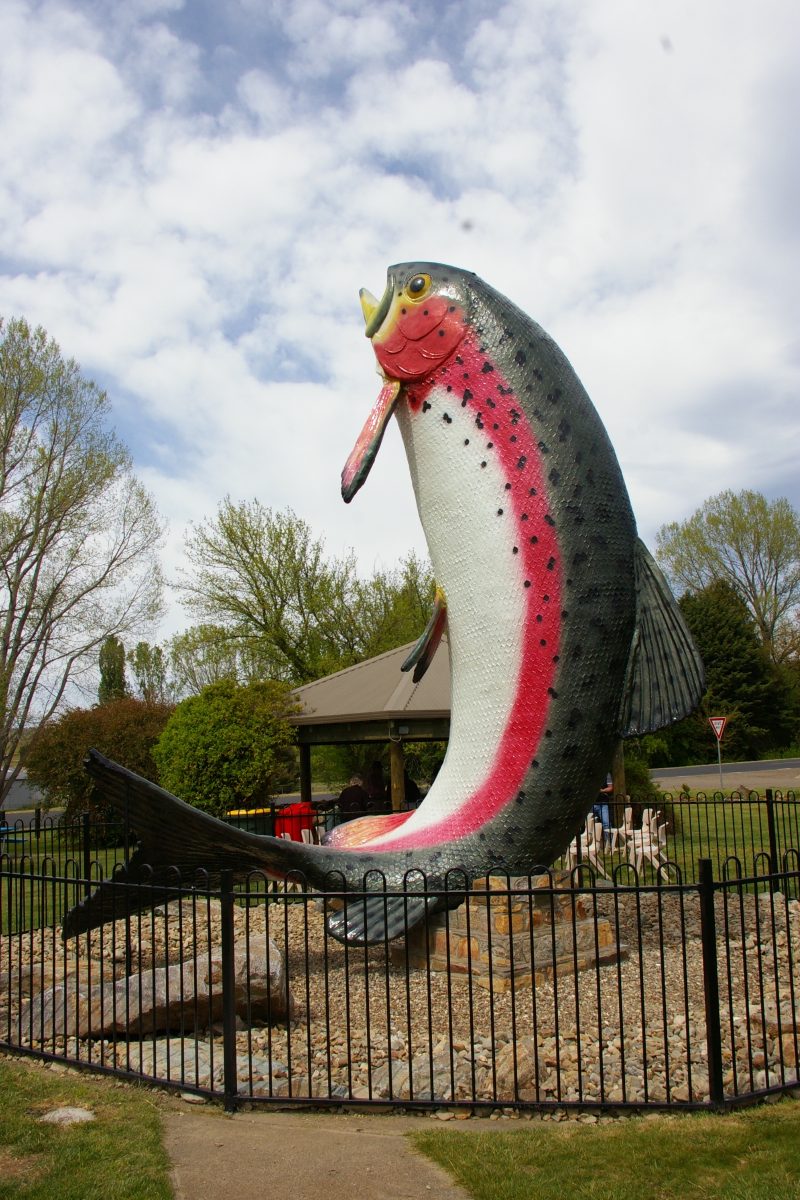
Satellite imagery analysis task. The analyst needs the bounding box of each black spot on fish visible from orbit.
[539,638,546,646]
[549,469,560,486]
[545,515,556,526]
[497,508,503,516]
[552,654,560,663]
[531,760,539,768]
[548,687,558,698]
[478,832,486,841]
[533,368,543,380]
[567,708,583,730]
[546,389,561,405]
[422,401,431,412]
[505,482,512,490]
[510,409,521,424]
[558,419,571,441]
[538,441,549,454]
[512,546,519,554]
[443,413,452,424]
[446,385,452,392]
[480,461,487,468]
[561,609,569,618]
[517,455,527,469]
[481,361,494,373]
[486,398,496,408]
[547,557,556,570]
[530,535,538,544]
[455,356,463,365]
[515,350,526,365]
[529,487,537,496]
[464,438,469,445]
[438,329,445,336]
[521,513,528,521]
[510,435,517,443]
[544,729,552,738]
[493,422,499,430]
[487,441,493,449]
[543,594,550,602]
[463,388,473,401]
[524,580,531,588]
[536,614,543,623]
[448,306,456,312]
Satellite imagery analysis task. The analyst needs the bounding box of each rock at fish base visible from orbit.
[18,933,294,1040]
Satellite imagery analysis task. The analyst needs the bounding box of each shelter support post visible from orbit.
[389,741,405,812]
[299,742,312,805]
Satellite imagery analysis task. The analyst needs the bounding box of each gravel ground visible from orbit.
[2,879,799,1110]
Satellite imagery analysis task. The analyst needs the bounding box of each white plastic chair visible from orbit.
[566,820,609,879]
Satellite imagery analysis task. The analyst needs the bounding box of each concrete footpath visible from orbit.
[163,1108,473,1200]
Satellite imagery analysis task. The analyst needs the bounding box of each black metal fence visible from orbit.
[2,789,798,886]
[1,801,799,1115]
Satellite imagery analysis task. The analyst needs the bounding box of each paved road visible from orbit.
[650,758,800,794]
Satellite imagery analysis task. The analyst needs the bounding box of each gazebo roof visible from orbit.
[291,639,451,744]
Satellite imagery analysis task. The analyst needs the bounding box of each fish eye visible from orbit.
[405,273,431,300]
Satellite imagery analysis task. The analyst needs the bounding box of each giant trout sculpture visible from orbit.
[65,263,703,945]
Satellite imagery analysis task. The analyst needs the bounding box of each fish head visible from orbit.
[361,262,473,380]
[342,262,473,502]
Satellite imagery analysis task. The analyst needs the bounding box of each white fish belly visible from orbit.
[381,388,528,842]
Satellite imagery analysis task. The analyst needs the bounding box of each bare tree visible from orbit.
[0,317,165,803]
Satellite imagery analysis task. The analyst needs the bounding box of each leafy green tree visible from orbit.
[98,636,127,704]
[644,580,792,765]
[152,679,300,817]
[179,499,434,685]
[0,317,164,806]
[127,640,170,704]
[167,624,275,696]
[656,490,800,664]
[25,698,174,820]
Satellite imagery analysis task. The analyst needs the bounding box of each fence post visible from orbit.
[82,812,92,898]
[765,788,780,891]
[220,869,239,1112]
[698,858,725,1108]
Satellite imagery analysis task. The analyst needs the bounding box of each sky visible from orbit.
[1,0,799,643]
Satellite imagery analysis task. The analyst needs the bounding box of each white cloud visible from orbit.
[0,0,797,642]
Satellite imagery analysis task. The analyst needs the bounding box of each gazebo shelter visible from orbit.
[291,639,451,810]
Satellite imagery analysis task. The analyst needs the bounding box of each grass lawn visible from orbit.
[0,1054,173,1200]
[411,1101,800,1200]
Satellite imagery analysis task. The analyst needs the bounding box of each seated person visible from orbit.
[335,775,369,823]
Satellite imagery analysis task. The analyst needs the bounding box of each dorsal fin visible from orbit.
[618,539,705,736]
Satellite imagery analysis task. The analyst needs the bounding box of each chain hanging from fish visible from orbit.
[66,263,703,945]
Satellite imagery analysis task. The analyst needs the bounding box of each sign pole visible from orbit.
[709,717,727,793]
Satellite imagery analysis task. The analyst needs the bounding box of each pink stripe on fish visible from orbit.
[367,335,562,851]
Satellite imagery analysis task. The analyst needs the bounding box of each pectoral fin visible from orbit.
[401,587,447,682]
[618,539,705,736]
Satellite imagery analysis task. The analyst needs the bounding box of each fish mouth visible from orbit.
[342,273,404,504]
[360,275,394,338]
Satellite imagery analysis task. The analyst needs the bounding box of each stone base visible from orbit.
[392,872,626,992]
